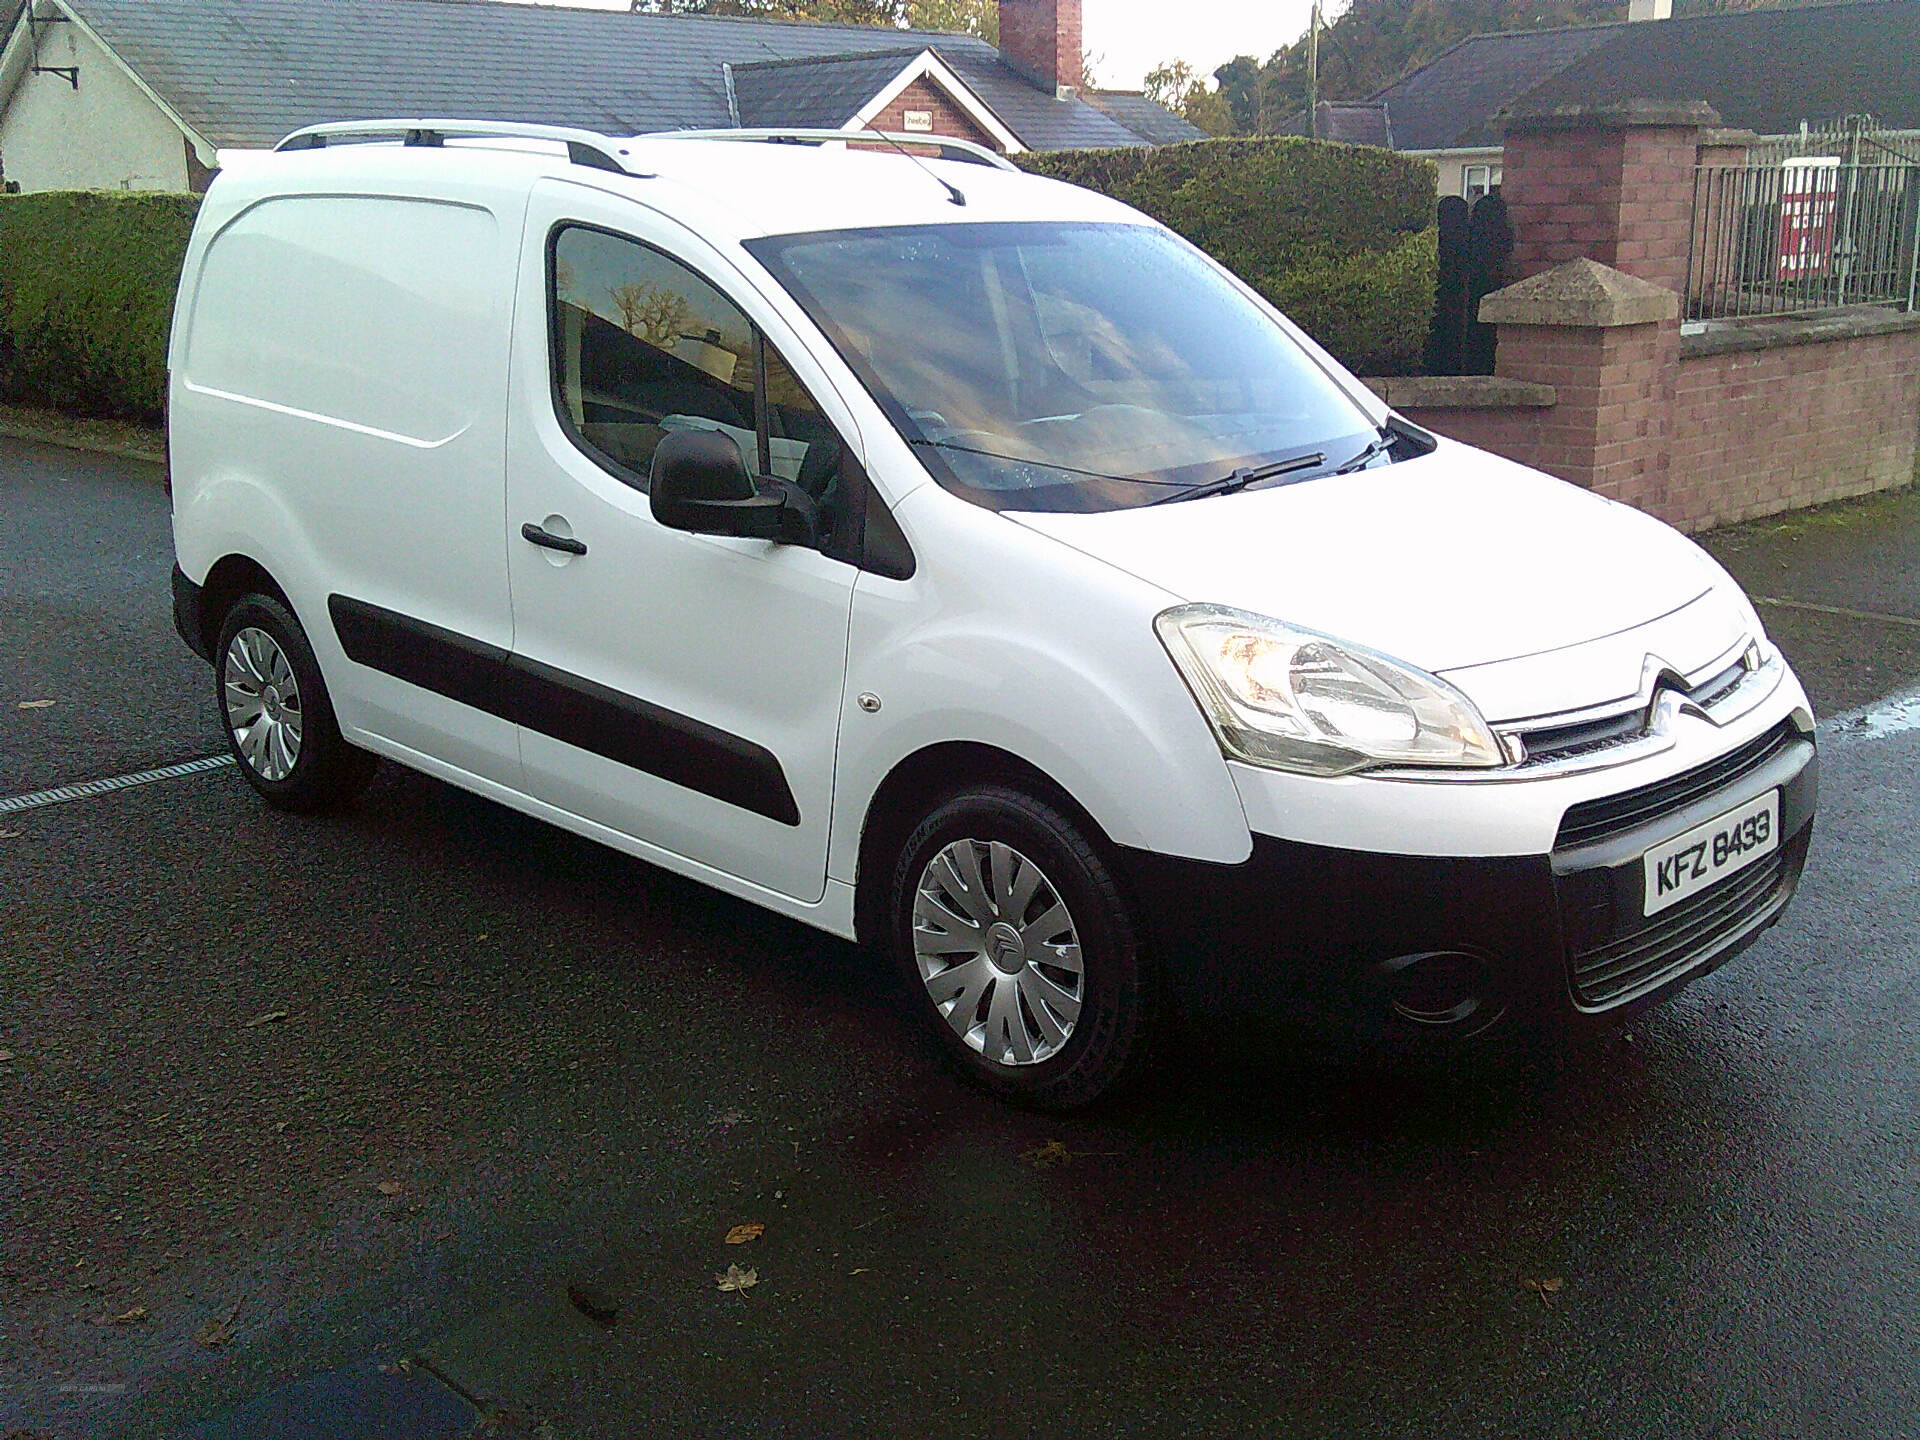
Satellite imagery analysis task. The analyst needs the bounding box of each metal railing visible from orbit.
[1686,148,1920,323]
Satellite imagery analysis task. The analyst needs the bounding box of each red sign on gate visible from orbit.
[1778,158,1840,281]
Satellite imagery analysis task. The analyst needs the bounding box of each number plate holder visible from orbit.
[1641,789,1781,917]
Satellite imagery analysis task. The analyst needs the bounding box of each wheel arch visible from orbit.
[194,554,291,656]
[852,740,1116,948]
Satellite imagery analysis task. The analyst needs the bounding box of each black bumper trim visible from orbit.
[171,564,212,663]
[1114,731,1818,1040]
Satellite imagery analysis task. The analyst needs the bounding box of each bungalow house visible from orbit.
[1316,0,1920,199]
[0,0,1201,193]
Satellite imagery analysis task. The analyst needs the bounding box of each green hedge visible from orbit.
[1018,137,1438,376]
[0,191,201,422]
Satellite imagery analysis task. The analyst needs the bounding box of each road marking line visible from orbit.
[1754,596,1920,631]
[0,755,234,814]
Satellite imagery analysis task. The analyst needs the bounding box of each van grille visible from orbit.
[1569,849,1789,1008]
[1554,720,1800,849]
[1517,658,1752,768]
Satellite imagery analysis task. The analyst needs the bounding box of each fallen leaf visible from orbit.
[0,829,19,839]
[567,1282,619,1327]
[195,1298,243,1347]
[1027,1139,1071,1168]
[376,1180,405,1196]
[1525,1277,1565,1307]
[97,1306,147,1326]
[707,1108,749,1127]
[724,1223,764,1245]
[241,1010,289,1029]
[715,1263,758,1294]
[849,1268,869,1276]
[17,699,55,709]
[0,1051,14,1064]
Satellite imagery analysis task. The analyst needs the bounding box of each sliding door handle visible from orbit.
[521,522,587,556]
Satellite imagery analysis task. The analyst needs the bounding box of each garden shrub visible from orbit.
[1018,137,1438,376]
[0,191,201,421]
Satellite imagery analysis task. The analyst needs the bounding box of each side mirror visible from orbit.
[650,430,785,539]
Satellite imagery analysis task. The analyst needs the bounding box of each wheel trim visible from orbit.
[223,626,303,782]
[912,838,1085,1066]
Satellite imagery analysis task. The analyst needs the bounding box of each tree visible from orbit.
[1143,59,1236,136]
[630,0,904,21]
[609,281,697,348]
[904,0,996,40]
[1212,55,1262,134]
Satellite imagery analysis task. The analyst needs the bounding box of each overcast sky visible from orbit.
[497,0,1312,90]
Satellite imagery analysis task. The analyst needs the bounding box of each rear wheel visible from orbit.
[889,786,1153,1109]
[215,594,376,812]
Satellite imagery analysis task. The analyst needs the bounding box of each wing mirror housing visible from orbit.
[649,429,819,545]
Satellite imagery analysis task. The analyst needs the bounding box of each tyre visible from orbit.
[214,593,377,812]
[889,785,1154,1109]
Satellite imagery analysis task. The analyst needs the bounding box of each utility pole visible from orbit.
[1306,0,1321,139]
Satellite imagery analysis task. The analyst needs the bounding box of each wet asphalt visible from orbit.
[2,437,1919,1440]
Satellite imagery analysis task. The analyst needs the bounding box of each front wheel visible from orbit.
[889,786,1154,1109]
[215,593,377,812]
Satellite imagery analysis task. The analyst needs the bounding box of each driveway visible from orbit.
[3,436,1919,1439]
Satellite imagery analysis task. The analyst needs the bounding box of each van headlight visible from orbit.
[1155,604,1504,776]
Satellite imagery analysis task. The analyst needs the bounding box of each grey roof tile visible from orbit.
[1511,1,1920,135]
[1272,100,1394,147]
[1368,22,1626,151]
[732,50,921,129]
[55,0,1176,152]
[1081,89,1208,146]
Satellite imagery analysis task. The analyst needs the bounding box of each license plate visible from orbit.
[1642,789,1780,916]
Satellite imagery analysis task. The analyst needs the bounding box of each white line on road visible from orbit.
[1755,596,1920,631]
[0,755,235,814]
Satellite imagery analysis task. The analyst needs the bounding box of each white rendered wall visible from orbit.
[0,17,187,191]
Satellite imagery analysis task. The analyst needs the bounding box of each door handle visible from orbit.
[521,522,587,556]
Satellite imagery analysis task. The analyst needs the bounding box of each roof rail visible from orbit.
[275,120,645,176]
[667,127,1020,173]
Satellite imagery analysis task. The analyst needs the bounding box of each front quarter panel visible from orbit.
[830,483,1254,887]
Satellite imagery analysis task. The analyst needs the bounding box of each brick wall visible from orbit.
[1665,327,1920,529]
[1400,103,1920,532]
[1395,405,1556,472]
[869,77,998,152]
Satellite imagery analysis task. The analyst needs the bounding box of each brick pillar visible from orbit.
[1482,258,1682,512]
[1501,100,1722,297]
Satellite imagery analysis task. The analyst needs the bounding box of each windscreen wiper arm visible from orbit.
[1145,451,1326,506]
[1333,428,1396,475]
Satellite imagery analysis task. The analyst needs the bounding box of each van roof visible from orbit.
[213,124,1140,245]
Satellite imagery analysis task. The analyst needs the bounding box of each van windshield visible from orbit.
[744,221,1381,513]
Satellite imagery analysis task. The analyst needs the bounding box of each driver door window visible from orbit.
[551,227,854,538]
[551,225,759,487]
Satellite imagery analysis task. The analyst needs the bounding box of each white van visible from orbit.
[168,122,1817,1107]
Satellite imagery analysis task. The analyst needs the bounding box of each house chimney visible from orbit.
[998,0,1082,99]
[1627,0,1672,20]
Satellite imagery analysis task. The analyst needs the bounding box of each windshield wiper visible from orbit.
[1333,430,1396,474]
[1145,451,1327,506]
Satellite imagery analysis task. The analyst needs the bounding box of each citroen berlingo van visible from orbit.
[169,121,1817,1106]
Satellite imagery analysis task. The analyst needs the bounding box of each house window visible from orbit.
[1463,164,1502,203]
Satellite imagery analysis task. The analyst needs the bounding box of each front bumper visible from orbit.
[1117,718,1816,1042]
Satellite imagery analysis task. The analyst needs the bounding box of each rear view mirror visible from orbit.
[650,430,784,539]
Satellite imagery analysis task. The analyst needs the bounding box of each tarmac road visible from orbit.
[3,436,1919,1440]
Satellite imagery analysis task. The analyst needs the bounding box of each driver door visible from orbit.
[503,179,861,903]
